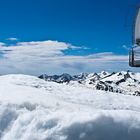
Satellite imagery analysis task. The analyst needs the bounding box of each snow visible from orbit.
[0,74,140,140]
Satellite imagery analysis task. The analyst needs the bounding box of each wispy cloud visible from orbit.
[6,37,18,41]
[0,40,133,75]
[122,45,130,50]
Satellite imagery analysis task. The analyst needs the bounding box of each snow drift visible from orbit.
[0,74,140,140]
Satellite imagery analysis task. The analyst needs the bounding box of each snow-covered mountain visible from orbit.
[1,74,140,140]
[39,71,140,96]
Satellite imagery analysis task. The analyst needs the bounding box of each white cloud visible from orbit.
[0,40,134,75]
[6,38,18,41]
[0,42,6,46]
[122,45,130,50]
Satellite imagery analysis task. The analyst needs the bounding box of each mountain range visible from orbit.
[39,71,140,96]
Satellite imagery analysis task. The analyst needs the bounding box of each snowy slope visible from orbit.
[0,74,140,140]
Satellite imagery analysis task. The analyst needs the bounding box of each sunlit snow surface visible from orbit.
[0,75,140,140]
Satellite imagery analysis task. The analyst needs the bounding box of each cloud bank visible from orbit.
[0,40,133,75]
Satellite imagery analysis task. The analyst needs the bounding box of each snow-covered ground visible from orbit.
[0,74,140,140]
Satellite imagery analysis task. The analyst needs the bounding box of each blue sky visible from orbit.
[0,0,139,75]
